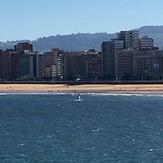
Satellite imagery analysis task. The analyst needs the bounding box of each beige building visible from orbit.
[43,48,64,79]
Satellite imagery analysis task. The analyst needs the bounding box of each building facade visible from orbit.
[115,49,136,79]
[36,53,44,79]
[18,51,43,80]
[64,50,102,80]
[115,49,163,80]
[117,30,140,49]
[101,39,124,79]
[138,36,154,50]
[43,48,64,79]
[10,51,19,80]
[0,49,18,81]
[135,50,163,79]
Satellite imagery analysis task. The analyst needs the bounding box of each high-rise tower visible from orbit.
[117,30,140,49]
[101,39,124,79]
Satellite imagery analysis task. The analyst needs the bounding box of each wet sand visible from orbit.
[0,84,163,94]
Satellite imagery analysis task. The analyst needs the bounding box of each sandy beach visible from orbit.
[0,83,163,94]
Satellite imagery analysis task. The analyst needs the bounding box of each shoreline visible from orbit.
[0,83,163,94]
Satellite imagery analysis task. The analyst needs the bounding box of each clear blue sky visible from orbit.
[0,0,163,42]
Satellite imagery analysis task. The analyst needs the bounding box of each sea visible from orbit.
[0,92,163,162]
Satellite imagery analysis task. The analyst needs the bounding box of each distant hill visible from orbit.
[0,26,163,52]
[32,33,116,52]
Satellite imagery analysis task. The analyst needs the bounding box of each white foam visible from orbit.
[0,92,69,96]
[85,92,163,97]
[0,93,7,95]
[0,91,163,98]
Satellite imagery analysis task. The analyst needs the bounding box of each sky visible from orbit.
[0,0,163,42]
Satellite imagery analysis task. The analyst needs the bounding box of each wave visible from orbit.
[0,92,163,97]
[0,92,66,96]
[84,92,163,97]
[0,93,7,96]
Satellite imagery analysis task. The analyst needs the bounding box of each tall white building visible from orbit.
[117,30,140,49]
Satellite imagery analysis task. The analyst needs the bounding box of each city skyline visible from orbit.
[0,30,162,82]
[1,0,163,42]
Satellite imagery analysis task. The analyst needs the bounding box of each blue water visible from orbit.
[0,93,163,162]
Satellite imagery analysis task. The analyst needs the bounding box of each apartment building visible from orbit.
[115,49,137,79]
[18,51,43,80]
[139,36,154,50]
[136,50,163,78]
[43,48,64,79]
[101,39,124,79]
[87,51,102,79]
[10,51,19,80]
[36,53,44,79]
[64,49,102,80]
[117,30,140,49]
[115,49,163,80]
[0,49,18,80]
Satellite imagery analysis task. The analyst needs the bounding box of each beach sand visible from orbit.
[0,83,163,94]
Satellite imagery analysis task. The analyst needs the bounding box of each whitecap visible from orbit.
[17,143,24,146]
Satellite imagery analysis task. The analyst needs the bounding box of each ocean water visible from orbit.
[0,93,163,162]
